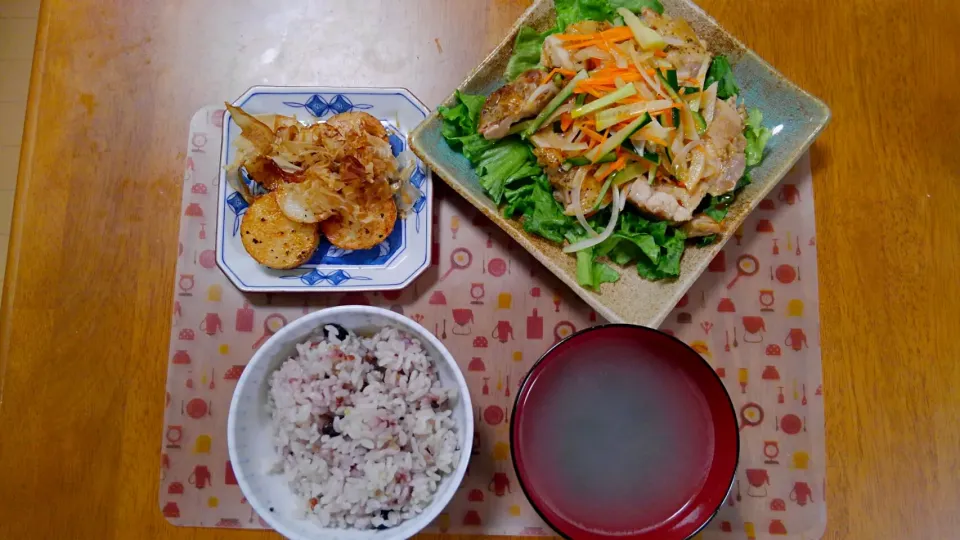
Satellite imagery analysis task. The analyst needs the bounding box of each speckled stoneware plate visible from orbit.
[409,0,829,327]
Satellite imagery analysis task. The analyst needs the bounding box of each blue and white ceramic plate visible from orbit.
[216,86,433,293]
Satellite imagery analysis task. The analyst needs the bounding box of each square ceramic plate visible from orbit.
[217,86,433,293]
[409,0,829,327]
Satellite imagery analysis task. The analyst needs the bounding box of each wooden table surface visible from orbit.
[2,0,959,538]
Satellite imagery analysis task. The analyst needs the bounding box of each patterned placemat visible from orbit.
[160,107,826,539]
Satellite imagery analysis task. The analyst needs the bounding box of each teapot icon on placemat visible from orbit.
[200,313,223,335]
[785,328,808,351]
[491,321,514,343]
[489,472,513,497]
[188,465,212,489]
[790,482,814,506]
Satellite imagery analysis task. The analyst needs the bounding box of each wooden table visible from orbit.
[1,0,958,538]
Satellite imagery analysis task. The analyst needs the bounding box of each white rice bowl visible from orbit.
[228,306,473,540]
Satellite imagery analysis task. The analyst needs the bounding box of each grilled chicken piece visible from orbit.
[626,178,708,223]
[532,148,609,215]
[478,70,560,140]
[702,98,747,196]
[681,214,723,237]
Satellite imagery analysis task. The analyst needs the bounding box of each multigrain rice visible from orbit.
[267,325,460,529]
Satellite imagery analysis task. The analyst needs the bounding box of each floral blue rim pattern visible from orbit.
[216,87,433,292]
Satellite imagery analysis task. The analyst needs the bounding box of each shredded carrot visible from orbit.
[560,112,574,132]
[540,67,576,84]
[653,50,667,58]
[580,126,605,143]
[586,58,602,70]
[578,73,644,87]
[595,155,627,182]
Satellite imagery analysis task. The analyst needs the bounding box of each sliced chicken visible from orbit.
[626,178,708,223]
[532,148,609,215]
[701,98,747,196]
[541,35,581,72]
[681,214,723,237]
[478,69,560,140]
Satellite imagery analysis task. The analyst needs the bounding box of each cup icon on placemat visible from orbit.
[497,293,512,309]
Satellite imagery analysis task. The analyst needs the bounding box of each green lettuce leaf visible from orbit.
[555,0,615,31]
[475,140,540,204]
[608,0,664,13]
[744,108,772,166]
[555,0,663,31]
[510,175,573,243]
[704,55,740,100]
[506,26,556,81]
[566,226,621,290]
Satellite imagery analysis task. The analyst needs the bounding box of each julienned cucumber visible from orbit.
[590,113,651,162]
[692,110,707,134]
[656,71,682,102]
[567,153,616,166]
[571,83,636,119]
[507,120,533,136]
[523,70,588,138]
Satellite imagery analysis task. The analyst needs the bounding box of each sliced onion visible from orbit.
[681,106,700,141]
[673,139,703,167]
[571,167,597,236]
[564,187,622,253]
[702,82,719,124]
[696,56,711,89]
[687,147,706,190]
[662,36,686,47]
[530,132,589,152]
[542,102,574,127]
[618,184,629,211]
